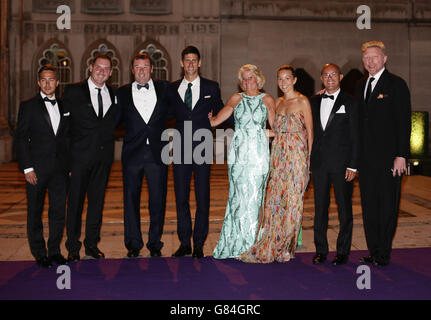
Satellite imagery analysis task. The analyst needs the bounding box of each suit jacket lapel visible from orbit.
[314,96,325,133]
[38,96,55,136]
[148,80,162,124]
[82,80,98,119]
[104,85,116,118]
[368,69,388,105]
[325,91,344,130]
[192,80,205,112]
[56,100,65,136]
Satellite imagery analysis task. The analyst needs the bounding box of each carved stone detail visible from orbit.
[81,0,123,14]
[130,0,172,15]
[32,0,75,13]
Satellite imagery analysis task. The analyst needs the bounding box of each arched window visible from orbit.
[85,43,121,88]
[38,43,72,97]
[138,42,170,81]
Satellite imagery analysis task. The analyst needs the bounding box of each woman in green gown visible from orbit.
[210,64,275,259]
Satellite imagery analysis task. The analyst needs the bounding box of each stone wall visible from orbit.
[2,0,431,163]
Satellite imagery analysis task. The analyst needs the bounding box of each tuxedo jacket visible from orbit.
[62,80,118,166]
[16,94,70,175]
[354,69,411,170]
[116,80,170,166]
[168,77,224,135]
[310,90,360,173]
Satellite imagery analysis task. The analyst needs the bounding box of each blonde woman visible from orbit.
[210,64,275,259]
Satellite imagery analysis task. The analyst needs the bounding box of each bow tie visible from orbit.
[137,83,149,90]
[43,97,57,105]
[322,94,334,100]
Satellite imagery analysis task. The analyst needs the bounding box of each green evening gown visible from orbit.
[213,93,270,259]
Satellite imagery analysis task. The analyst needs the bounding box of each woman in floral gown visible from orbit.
[240,65,313,263]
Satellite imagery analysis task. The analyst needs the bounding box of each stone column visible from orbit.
[0,0,12,164]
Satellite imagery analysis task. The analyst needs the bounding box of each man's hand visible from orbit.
[392,157,406,177]
[345,169,356,182]
[25,171,38,185]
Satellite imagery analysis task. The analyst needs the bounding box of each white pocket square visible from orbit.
[204,95,211,99]
[336,105,346,113]
[63,112,70,116]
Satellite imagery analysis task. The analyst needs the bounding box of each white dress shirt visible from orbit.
[24,92,60,174]
[320,89,356,172]
[132,79,157,123]
[88,78,112,117]
[363,67,385,99]
[320,88,340,130]
[177,76,200,110]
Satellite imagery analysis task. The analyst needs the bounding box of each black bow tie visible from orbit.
[137,83,149,90]
[43,97,57,105]
[322,94,334,100]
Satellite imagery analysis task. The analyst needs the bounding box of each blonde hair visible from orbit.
[238,64,265,91]
[362,41,386,54]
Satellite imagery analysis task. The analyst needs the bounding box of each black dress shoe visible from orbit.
[192,246,204,259]
[49,254,68,265]
[85,247,105,259]
[127,249,140,258]
[36,256,52,268]
[67,253,80,262]
[332,255,348,266]
[359,256,375,264]
[172,245,192,257]
[312,254,327,264]
[150,248,162,257]
[373,258,389,267]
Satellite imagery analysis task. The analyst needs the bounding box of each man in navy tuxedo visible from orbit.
[355,41,411,266]
[16,65,70,268]
[116,53,170,258]
[168,46,224,258]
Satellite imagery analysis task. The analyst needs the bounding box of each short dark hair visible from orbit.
[38,64,58,80]
[91,53,112,68]
[277,65,296,77]
[131,52,154,69]
[181,46,200,61]
[321,63,341,75]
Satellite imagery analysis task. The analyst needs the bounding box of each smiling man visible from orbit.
[310,63,359,266]
[16,65,70,268]
[355,41,411,267]
[168,46,224,259]
[116,53,170,258]
[63,54,118,262]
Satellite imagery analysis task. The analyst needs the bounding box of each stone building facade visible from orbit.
[1,0,430,163]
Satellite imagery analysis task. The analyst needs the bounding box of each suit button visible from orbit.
[100,146,104,150]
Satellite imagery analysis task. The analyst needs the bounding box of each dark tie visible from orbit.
[365,77,375,104]
[96,88,103,120]
[322,94,334,100]
[137,83,149,90]
[184,83,193,111]
[43,97,56,105]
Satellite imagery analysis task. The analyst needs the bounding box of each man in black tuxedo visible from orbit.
[310,63,359,266]
[117,53,170,258]
[63,54,118,261]
[168,46,224,258]
[355,41,411,266]
[16,65,69,268]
